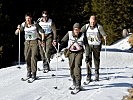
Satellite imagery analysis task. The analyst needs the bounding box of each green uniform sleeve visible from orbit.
[98,24,106,36]
[80,24,87,33]
[83,33,90,56]
[60,32,69,46]
[51,22,57,40]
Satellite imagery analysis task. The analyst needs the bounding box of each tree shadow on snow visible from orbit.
[83,82,132,91]
[102,82,132,88]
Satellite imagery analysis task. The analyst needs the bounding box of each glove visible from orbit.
[85,56,89,63]
[52,40,57,46]
[41,41,45,47]
[17,25,20,29]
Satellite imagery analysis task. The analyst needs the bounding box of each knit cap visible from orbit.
[73,23,81,29]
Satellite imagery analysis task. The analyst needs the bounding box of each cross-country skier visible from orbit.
[53,23,89,94]
[37,10,57,73]
[81,15,106,84]
[15,12,45,82]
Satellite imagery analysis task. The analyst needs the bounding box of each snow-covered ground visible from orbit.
[0,36,133,100]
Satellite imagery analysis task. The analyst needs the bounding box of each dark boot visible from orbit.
[94,70,99,81]
[84,63,92,85]
[43,61,47,69]
[71,80,82,94]
[75,80,81,90]
[47,62,50,71]
[43,61,50,73]
[27,72,32,78]
[95,74,99,81]
[32,72,37,80]
[72,85,81,94]
[86,63,92,82]
[86,75,92,82]
[84,76,92,85]
[69,79,76,90]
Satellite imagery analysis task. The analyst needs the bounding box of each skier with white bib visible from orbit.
[55,23,89,94]
[37,10,57,73]
[81,15,106,84]
[15,12,45,82]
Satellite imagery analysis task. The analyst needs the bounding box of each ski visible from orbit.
[38,68,41,71]
[27,77,39,83]
[83,79,94,85]
[68,77,72,81]
[21,77,30,81]
[17,66,21,69]
[71,89,80,95]
[51,74,56,77]
[70,86,84,95]
[69,85,75,90]
[27,78,35,83]
[38,68,49,73]
[38,68,54,72]
[61,59,65,62]
[83,79,100,85]
[43,69,49,73]
[83,81,91,85]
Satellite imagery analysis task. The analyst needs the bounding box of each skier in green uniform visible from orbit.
[37,10,57,73]
[15,12,45,82]
[81,15,106,84]
[54,23,89,94]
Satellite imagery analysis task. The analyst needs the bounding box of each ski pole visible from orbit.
[17,29,21,69]
[52,43,64,61]
[105,38,109,80]
[53,43,59,89]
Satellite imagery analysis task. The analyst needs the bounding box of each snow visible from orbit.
[0,36,133,100]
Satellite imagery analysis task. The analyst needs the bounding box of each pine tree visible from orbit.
[91,0,133,44]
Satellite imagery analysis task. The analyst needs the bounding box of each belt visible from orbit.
[45,33,52,37]
[25,40,38,44]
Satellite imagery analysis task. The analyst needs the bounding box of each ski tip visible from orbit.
[21,77,30,81]
[61,59,65,62]
[71,91,75,94]
[27,80,32,83]
[53,86,58,89]
[38,68,41,71]
[43,70,49,73]
[106,77,110,80]
[21,78,24,81]
[27,77,39,83]
[83,81,91,85]
[83,82,88,85]
[71,91,78,95]
[68,78,72,81]
[51,74,56,77]
[17,67,21,69]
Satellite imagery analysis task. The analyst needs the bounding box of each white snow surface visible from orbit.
[0,36,133,100]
